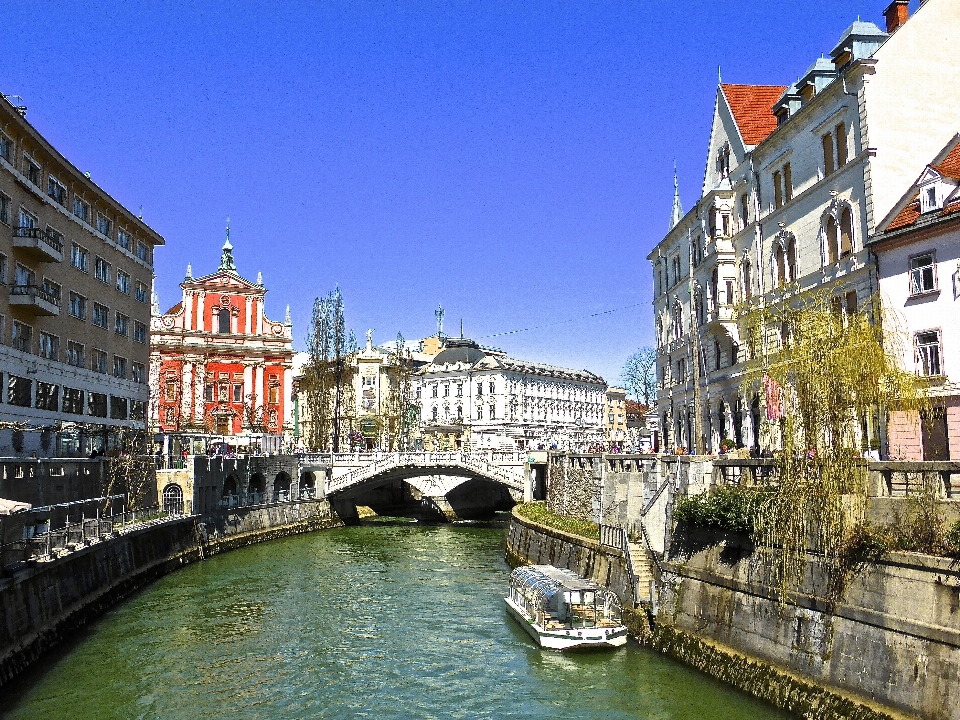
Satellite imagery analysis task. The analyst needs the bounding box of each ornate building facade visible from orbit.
[149,235,294,453]
[414,338,606,451]
[649,0,960,455]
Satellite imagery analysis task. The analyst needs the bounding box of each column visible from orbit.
[181,362,194,425]
[197,292,206,332]
[255,363,265,407]
[282,362,293,429]
[193,358,207,426]
[244,296,252,335]
[184,291,193,330]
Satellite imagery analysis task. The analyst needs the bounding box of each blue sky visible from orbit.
[3,0,880,385]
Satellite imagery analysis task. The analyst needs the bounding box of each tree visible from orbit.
[621,347,657,406]
[383,332,415,451]
[303,287,356,451]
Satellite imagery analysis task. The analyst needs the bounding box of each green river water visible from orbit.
[0,520,790,719]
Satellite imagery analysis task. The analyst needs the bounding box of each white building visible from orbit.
[870,134,960,459]
[414,338,607,451]
[649,0,960,454]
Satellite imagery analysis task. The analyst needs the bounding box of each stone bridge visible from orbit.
[299,451,538,522]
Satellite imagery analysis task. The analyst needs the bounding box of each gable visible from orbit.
[190,270,260,291]
[721,84,786,146]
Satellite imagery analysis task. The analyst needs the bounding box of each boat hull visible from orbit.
[504,597,628,650]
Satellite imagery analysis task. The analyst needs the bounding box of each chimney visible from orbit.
[883,0,909,33]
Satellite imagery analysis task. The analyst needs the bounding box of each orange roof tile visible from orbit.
[721,84,787,146]
[164,301,183,315]
[887,197,921,230]
[933,142,960,180]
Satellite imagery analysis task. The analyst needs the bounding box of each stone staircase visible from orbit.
[628,539,655,605]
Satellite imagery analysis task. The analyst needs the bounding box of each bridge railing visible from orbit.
[324,451,525,494]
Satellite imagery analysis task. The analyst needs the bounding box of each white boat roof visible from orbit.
[515,565,599,592]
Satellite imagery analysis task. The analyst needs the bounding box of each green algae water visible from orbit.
[0,521,789,720]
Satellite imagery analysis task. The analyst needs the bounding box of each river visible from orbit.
[0,520,789,719]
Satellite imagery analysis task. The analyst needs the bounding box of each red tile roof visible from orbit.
[933,142,960,180]
[887,142,960,230]
[721,84,787,146]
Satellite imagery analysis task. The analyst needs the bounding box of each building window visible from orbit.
[909,252,937,295]
[7,375,32,407]
[47,177,66,205]
[431,385,437,398]
[42,278,61,305]
[0,133,10,162]
[205,383,214,402]
[11,321,32,353]
[69,292,87,319]
[136,281,148,303]
[136,241,149,263]
[233,384,242,402]
[71,243,89,272]
[95,257,111,284]
[117,228,131,250]
[840,208,853,257]
[739,193,749,229]
[131,401,146,421]
[67,341,85,367]
[432,406,438,421]
[63,387,84,415]
[823,132,835,175]
[115,312,129,336]
[23,155,40,186]
[116,270,130,294]
[0,193,9,225]
[826,215,839,264]
[96,213,112,238]
[0,253,5,284]
[17,207,37,231]
[73,197,91,223]
[783,163,793,203]
[477,382,483,396]
[489,404,496,420]
[456,382,463,397]
[93,303,109,329]
[35,381,58,411]
[38,332,59,360]
[915,331,942,376]
[743,259,752,299]
[268,381,280,404]
[773,170,783,209]
[477,406,483,420]
[88,392,108,418]
[218,383,229,402]
[113,356,127,379]
[133,320,146,343]
[165,380,178,401]
[835,123,848,167]
[91,348,107,374]
[215,307,229,333]
[489,380,495,394]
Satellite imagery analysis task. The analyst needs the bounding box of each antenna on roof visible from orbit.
[718,65,722,84]
[1,94,27,117]
[460,318,463,338]
[138,205,143,220]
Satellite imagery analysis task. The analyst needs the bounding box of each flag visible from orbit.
[764,374,783,421]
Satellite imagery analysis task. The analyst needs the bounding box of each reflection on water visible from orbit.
[0,522,791,720]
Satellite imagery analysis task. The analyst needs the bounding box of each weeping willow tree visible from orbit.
[382,332,415,451]
[738,291,926,605]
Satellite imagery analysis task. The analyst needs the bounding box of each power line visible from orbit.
[478,302,645,340]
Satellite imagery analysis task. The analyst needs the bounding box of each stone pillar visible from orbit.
[181,362,194,424]
[197,291,206,333]
[243,363,254,409]
[193,358,207,427]
[255,363,265,408]
[184,290,193,330]
[244,295,252,335]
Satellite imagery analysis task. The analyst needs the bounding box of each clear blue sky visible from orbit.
[3,0,879,385]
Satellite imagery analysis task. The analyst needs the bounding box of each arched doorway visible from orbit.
[274,472,291,502]
[299,471,316,499]
[162,484,184,515]
[249,473,266,504]
[222,474,239,508]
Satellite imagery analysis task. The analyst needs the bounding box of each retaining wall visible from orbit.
[0,498,342,690]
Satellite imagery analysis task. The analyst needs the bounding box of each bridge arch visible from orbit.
[249,473,266,504]
[274,472,292,502]
[299,471,316,499]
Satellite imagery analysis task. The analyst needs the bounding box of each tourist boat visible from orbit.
[505,565,627,650]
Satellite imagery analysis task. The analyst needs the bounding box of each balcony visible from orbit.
[12,227,64,263]
[9,284,61,316]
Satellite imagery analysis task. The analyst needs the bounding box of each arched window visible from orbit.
[218,308,230,334]
[775,245,786,285]
[786,238,796,282]
[840,207,853,257]
[672,302,683,340]
[431,406,438,421]
[826,215,839,264]
[710,268,719,311]
[742,258,752,299]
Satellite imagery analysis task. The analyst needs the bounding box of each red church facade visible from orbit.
[149,236,294,448]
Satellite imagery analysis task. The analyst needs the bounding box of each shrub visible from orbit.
[514,502,600,541]
[841,522,891,568]
[673,485,764,535]
[945,520,960,557]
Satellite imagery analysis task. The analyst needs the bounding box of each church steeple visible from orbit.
[219,218,237,273]
[670,164,683,229]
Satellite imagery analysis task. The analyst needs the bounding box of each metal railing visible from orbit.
[10,283,61,306]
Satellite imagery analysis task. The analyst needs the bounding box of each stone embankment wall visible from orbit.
[505,507,635,606]
[0,498,341,690]
[662,538,960,720]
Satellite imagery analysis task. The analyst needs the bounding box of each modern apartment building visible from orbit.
[648,0,960,455]
[0,93,164,456]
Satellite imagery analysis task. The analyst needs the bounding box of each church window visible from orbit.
[218,308,230,333]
